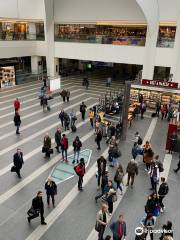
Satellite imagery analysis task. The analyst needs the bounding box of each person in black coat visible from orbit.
[13,148,24,178]
[97,156,107,189]
[45,178,57,207]
[14,111,21,134]
[55,128,61,153]
[27,191,47,225]
[95,171,109,202]
[96,129,103,150]
[80,102,87,120]
[59,110,65,127]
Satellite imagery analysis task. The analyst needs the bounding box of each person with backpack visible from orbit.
[64,112,70,131]
[74,158,85,191]
[60,134,69,162]
[72,136,82,164]
[126,159,138,188]
[80,102,87,120]
[45,177,57,208]
[158,177,169,213]
[59,110,65,127]
[114,164,124,195]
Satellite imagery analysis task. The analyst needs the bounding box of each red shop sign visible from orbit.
[142,79,179,89]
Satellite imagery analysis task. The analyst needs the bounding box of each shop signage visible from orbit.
[142,79,179,89]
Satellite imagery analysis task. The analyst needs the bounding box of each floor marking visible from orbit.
[0,130,95,206]
[86,117,158,240]
[0,98,94,155]
[0,82,73,111]
[0,104,97,177]
[161,154,172,180]
[0,91,84,131]
[0,87,80,121]
[25,147,109,240]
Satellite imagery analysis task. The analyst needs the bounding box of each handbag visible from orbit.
[95,221,101,232]
[27,207,37,216]
[112,193,118,202]
[48,148,54,154]
[42,147,46,153]
[11,166,16,172]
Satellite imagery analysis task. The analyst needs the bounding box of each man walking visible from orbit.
[12,148,24,178]
[110,215,127,240]
[89,108,95,128]
[158,177,169,213]
[27,191,47,225]
[14,111,21,134]
[55,128,61,153]
[80,102,87,120]
[60,134,69,162]
[126,159,138,188]
[13,98,20,112]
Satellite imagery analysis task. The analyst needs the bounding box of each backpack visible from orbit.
[159,183,169,195]
[137,137,143,145]
[157,161,164,172]
[74,165,82,175]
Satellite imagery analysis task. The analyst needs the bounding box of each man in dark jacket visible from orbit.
[45,178,57,207]
[95,171,109,202]
[97,156,107,189]
[55,128,61,153]
[27,191,47,225]
[80,102,87,120]
[158,177,169,213]
[13,148,24,178]
[110,215,127,240]
[126,159,138,188]
[14,111,21,134]
[72,136,82,164]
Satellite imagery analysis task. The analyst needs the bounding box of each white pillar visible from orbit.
[27,23,36,40]
[31,56,42,74]
[54,57,59,75]
[142,25,159,80]
[171,13,180,85]
[44,0,56,77]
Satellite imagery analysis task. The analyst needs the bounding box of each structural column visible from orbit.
[31,56,42,74]
[142,24,159,80]
[44,0,56,77]
[171,13,180,85]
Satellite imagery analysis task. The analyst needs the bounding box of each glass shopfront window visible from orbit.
[0,20,44,41]
[55,24,147,46]
[157,26,176,48]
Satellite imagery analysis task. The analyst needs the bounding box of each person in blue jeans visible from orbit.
[72,136,82,164]
[114,164,124,195]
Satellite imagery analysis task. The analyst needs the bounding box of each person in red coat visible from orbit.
[74,158,85,191]
[60,134,69,162]
[14,98,20,112]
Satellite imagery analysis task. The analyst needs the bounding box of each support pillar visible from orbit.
[142,25,159,80]
[31,56,42,74]
[171,13,180,85]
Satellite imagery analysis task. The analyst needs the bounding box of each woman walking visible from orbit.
[45,177,57,208]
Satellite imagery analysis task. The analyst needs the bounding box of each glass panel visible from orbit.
[157,26,176,48]
[55,24,147,46]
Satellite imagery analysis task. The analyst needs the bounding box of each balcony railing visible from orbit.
[0,32,45,41]
[55,34,146,46]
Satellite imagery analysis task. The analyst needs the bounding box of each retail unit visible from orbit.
[0,66,16,88]
[130,83,180,109]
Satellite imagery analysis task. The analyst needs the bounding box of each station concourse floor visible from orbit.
[0,75,179,240]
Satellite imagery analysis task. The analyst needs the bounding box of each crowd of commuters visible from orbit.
[9,80,176,239]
